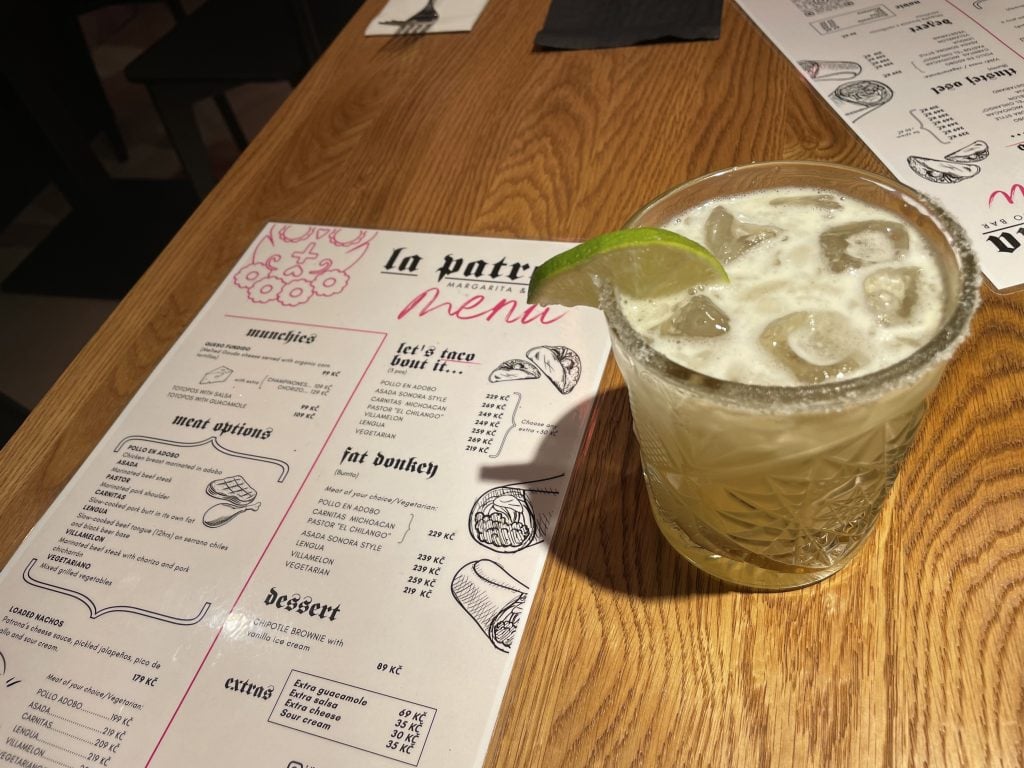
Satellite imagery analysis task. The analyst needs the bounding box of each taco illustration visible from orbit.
[907,156,980,184]
[944,140,989,163]
[526,345,581,394]
[488,359,541,383]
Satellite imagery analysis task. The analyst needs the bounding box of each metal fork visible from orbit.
[382,0,438,34]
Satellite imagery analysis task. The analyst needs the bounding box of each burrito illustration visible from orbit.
[470,487,538,552]
[799,59,861,81]
[469,476,561,552]
[451,559,527,653]
[832,80,892,107]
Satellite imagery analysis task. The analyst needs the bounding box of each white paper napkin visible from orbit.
[366,0,490,35]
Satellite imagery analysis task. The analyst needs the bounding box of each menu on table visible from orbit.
[0,225,610,767]
[737,0,1024,291]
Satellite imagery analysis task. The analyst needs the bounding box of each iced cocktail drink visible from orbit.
[606,162,979,590]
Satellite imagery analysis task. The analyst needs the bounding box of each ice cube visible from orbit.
[820,219,909,272]
[705,205,780,263]
[863,267,919,324]
[658,295,730,337]
[760,311,864,383]
[769,194,843,211]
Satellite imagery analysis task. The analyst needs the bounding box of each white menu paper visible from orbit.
[0,225,610,767]
[736,0,1024,291]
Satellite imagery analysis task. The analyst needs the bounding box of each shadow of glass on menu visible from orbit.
[477,382,735,600]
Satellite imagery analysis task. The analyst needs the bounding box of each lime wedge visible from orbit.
[527,227,728,308]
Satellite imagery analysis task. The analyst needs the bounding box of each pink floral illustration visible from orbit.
[249,276,285,303]
[233,225,376,307]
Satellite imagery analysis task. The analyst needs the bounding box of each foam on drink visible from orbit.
[619,188,947,386]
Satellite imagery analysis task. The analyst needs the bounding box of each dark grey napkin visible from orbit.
[535,0,723,50]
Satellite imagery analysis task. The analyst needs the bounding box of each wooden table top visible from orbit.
[2,1,1022,764]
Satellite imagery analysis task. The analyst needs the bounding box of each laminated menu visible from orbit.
[0,225,610,767]
[737,0,1024,291]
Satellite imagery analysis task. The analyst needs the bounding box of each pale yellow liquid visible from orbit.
[621,361,939,589]
[612,188,949,589]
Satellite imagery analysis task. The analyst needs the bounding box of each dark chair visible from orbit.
[125,0,361,197]
[1,4,199,299]
[69,0,186,21]
[0,392,29,450]
[57,0,189,162]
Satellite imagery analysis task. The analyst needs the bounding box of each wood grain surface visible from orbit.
[2,1,1022,765]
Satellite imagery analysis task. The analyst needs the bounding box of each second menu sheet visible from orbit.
[737,0,1024,290]
[0,225,610,767]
